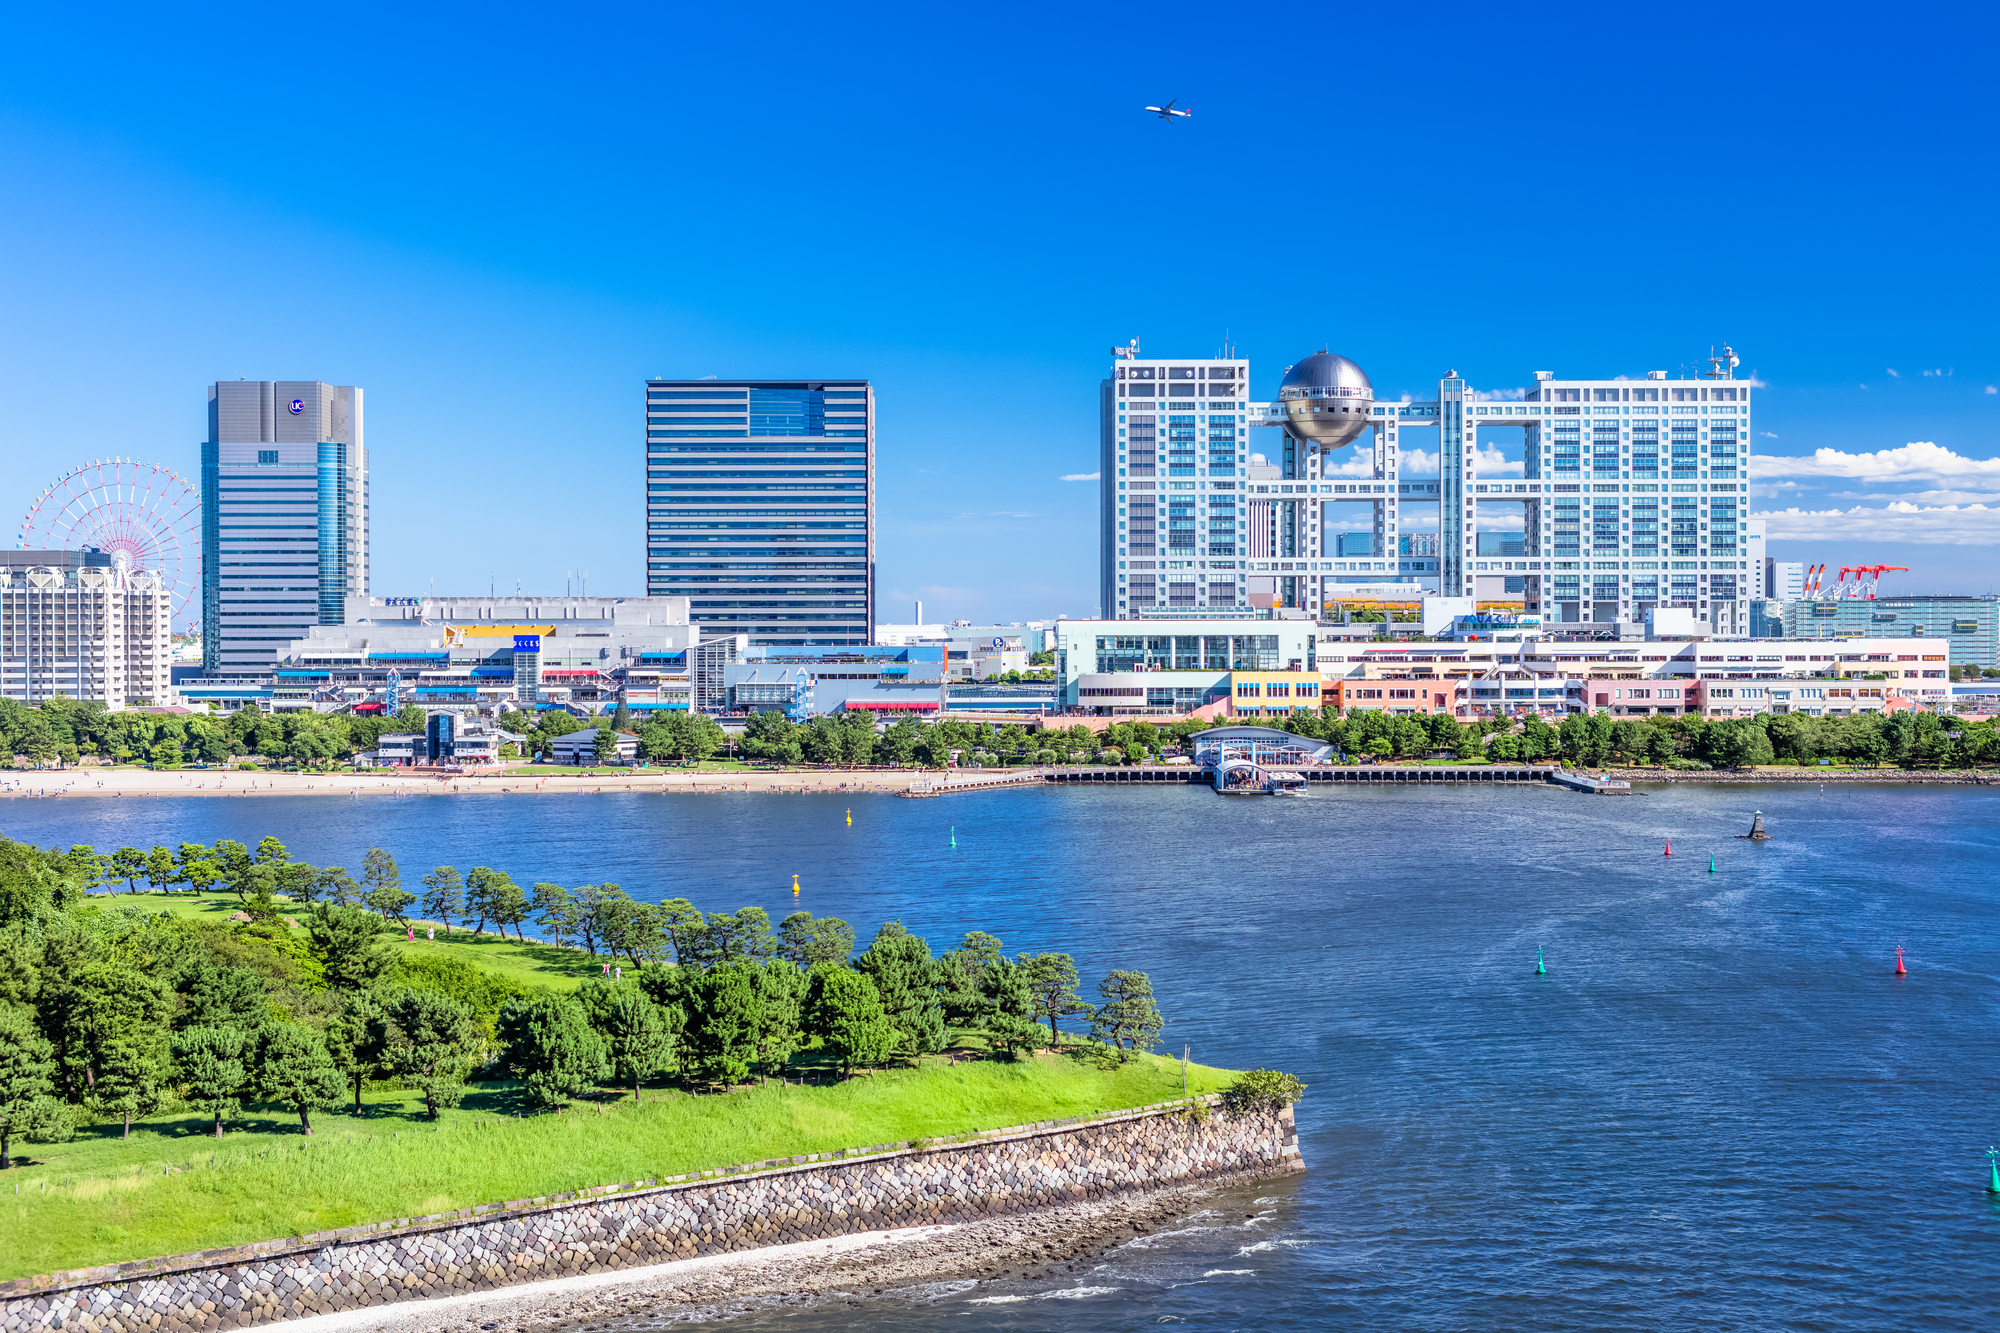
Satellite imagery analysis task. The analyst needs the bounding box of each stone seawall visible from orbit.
[0,1097,1300,1333]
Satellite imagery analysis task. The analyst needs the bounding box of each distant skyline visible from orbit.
[1,2,1995,622]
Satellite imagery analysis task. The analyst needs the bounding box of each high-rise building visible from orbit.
[1765,558,1805,601]
[1104,343,1758,635]
[1,559,173,706]
[1101,352,1252,618]
[643,378,873,647]
[201,381,367,673]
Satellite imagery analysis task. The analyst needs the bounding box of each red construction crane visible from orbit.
[1832,564,1909,599]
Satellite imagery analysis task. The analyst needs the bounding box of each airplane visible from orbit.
[1145,98,1192,121]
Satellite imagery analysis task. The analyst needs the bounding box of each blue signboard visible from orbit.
[514,634,541,652]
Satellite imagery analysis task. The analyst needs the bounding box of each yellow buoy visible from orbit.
[846,808,852,827]
[791,873,800,895]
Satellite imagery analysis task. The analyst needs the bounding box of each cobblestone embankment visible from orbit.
[0,1097,1300,1333]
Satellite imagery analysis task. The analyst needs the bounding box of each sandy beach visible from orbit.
[250,1182,1230,1333]
[0,766,965,799]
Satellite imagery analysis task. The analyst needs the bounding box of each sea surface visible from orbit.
[7,780,2000,1331]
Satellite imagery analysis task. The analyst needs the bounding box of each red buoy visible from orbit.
[1895,946,1907,976]
[1664,840,1672,857]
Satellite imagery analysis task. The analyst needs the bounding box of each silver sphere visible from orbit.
[1279,351,1374,448]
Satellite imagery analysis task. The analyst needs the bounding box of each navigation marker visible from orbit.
[1535,947,1546,976]
[1896,945,1907,976]
[1664,840,1672,857]
[791,873,800,896]
[1988,1146,1999,1195]
[846,808,852,827]
[950,826,957,850]
[1708,855,1716,874]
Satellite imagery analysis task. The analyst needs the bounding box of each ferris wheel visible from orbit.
[17,458,202,629]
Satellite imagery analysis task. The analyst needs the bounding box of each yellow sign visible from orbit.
[443,625,555,646]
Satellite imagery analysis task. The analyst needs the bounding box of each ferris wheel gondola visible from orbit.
[16,457,202,630]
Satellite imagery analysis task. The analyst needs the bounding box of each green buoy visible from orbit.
[1988,1146,1999,1195]
[1708,854,1716,874]
[1535,947,1546,976]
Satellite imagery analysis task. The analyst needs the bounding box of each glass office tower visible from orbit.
[201,381,367,673]
[643,379,874,646]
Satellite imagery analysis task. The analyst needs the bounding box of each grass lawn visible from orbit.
[0,1048,1233,1281]
[83,890,596,992]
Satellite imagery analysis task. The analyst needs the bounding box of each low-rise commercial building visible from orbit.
[272,594,703,714]
[721,647,947,718]
[0,560,174,708]
[1780,595,1998,668]
[356,714,521,767]
[549,727,641,765]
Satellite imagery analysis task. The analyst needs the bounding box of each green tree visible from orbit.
[854,925,947,1059]
[383,990,482,1119]
[255,1023,347,1135]
[176,962,267,1032]
[1088,970,1164,1062]
[807,966,893,1076]
[577,981,675,1100]
[326,990,387,1113]
[305,904,395,992]
[361,847,413,922]
[1018,952,1091,1047]
[979,957,1043,1059]
[592,726,619,765]
[751,960,806,1081]
[0,1005,64,1168]
[174,1025,250,1137]
[109,847,147,895]
[313,865,360,907]
[685,963,761,1085]
[531,882,575,947]
[463,866,508,934]
[498,994,608,1108]
[777,912,855,968]
[93,1030,173,1137]
[486,875,531,940]
[144,845,177,893]
[421,865,464,935]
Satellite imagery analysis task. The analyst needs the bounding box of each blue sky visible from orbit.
[1,1,1996,624]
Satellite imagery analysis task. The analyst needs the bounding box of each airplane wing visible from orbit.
[1161,97,1177,110]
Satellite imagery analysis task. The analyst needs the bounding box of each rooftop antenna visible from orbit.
[1701,345,1739,380]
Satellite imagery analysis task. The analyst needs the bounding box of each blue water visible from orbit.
[9,781,2000,1330]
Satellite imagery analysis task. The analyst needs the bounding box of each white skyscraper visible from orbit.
[202,381,367,672]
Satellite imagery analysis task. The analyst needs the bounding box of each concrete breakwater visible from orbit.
[0,1097,1300,1333]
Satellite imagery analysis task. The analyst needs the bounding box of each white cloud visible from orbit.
[1472,387,1526,402]
[1922,368,1949,377]
[1059,472,1099,482]
[1759,431,1779,439]
[1752,441,2000,483]
[1743,374,1770,388]
[1475,445,1521,474]
[1887,368,1901,378]
[1392,448,1439,475]
[1754,502,2000,544]
[1830,488,2000,505]
[1987,385,1997,395]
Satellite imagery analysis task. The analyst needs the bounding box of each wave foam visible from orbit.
[1038,1286,1121,1299]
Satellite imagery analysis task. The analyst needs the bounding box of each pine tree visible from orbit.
[807,967,893,1077]
[326,991,387,1113]
[305,904,394,992]
[686,964,761,1086]
[421,865,464,936]
[93,1029,173,1138]
[384,991,481,1119]
[174,1025,250,1138]
[0,1005,62,1169]
[1017,952,1092,1048]
[579,983,674,1101]
[255,1023,347,1135]
[498,995,607,1108]
[1088,970,1165,1062]
[360,847,413,922]
[854,928,947,1059]
[751,960,806,1082]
